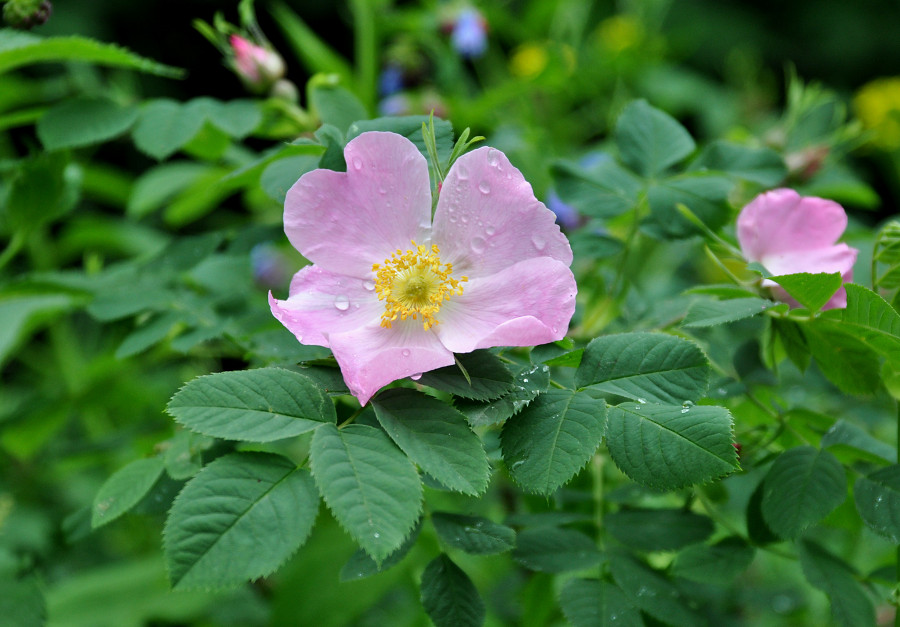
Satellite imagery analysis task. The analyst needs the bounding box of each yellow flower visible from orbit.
[854,77,900,150]
[597,15,643,53]
[510,43,548,78]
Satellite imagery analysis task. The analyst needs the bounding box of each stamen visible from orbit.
[372,240,467,330]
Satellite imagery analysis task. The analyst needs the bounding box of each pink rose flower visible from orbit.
[270,131,576,404]
[229,34,285,90]
[737,188,858,309]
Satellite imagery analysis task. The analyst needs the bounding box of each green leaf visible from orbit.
[646,173,732,238]
[605,508,714,552]
[114,312,178,359]
[0,292,79,368]
[420,554,485,627]
[605,403,738,491]
[372,388,490,496]
[512,527,602,573]
[310,423,422,563]
[551,158,643,219]
[558,579,643,627]
[689,140,787,186]
[185,98,262,139]
[797,540,876,627]
[614,99,695,177]
[854,465,900,543]
[132,99,205,160]
[501,388,607,495]
[670,536,756,582]
[0,29,183,77]
[126,162,211,218]
[92,457,165,528]
[260,154,321,203]
[339,521,421,581]
[575,332,710,404]
[822,419,895,463]
[308,77,368,134]
[767,272,842,312]
[609,551,702,627]
[761,446,846,539]
[457,363,551,427]
[802,322,881,395]
[164,452,319,590]
[682,297,776,327]
[431,513,516,555]
[416,351,513,400]
[167,368,335,443]
[0,575,45,627]
[839,284,900,363]
[5,152,80,231]
[37,97,139,151]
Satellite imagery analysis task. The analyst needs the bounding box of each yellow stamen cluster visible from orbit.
[372,241,467,330]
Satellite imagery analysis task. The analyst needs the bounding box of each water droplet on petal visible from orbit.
[410,373,422,381]
[401,349,411,357]
[363,280,375,291]
[531,234,546,251]
[351,156,363,171]
[456,162,470,180]
[471,236,486,254]
[334,295,350,311]
[485,225,496,236]
[487,148,500,167]
[461,214,469,224]
[478,180,491,194]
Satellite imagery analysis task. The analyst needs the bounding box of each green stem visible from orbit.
[350,0,377,112]
[0,231,25,271]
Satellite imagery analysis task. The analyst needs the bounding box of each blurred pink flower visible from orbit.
[270,132,576,404]
[229,34,285,92]
[737,188,858,309]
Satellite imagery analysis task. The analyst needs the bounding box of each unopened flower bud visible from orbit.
[229,34,286,93]
[3,0,52,29]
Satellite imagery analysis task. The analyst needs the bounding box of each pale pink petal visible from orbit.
[283,132,432,278]
[269,265,383,348]
[737,189,848,261]
[759,243,858,279]
[328,321,455,405]
[433,257,576,353]
[432,146,572,279]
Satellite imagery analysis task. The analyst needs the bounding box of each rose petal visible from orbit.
[328,321,455,405]
[269,265,383,348]
[737,189,849,261]
[283,132,432,278]
[434,257,576,353]
[432,146,572,279]
[760,242,858,279]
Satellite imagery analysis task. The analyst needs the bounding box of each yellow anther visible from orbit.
[372,240,467,330]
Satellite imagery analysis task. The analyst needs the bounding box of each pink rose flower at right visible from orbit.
[736,188,859,310]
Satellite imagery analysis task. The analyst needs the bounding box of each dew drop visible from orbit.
[637,397,647,404]
[373,532,380,539]
[334,295,350,311]
[485,225,496,236]
[410,373,422,381]
[531,234,546,251]
[471,236,487,254]
[487,148,501,167]
[478,180,491,195]
[351,156,363,171]
[461,214,469,224]
[456,162,470,180]
[401,349,411,357]
[363,280,375,291]
[681,407,690,414]
[511,460,525,470]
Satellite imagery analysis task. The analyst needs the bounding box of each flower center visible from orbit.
[372,241,467,330]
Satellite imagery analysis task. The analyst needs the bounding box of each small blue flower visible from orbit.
[546,190,580,230]
[451,8,487,59]
[378,64,405,97]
